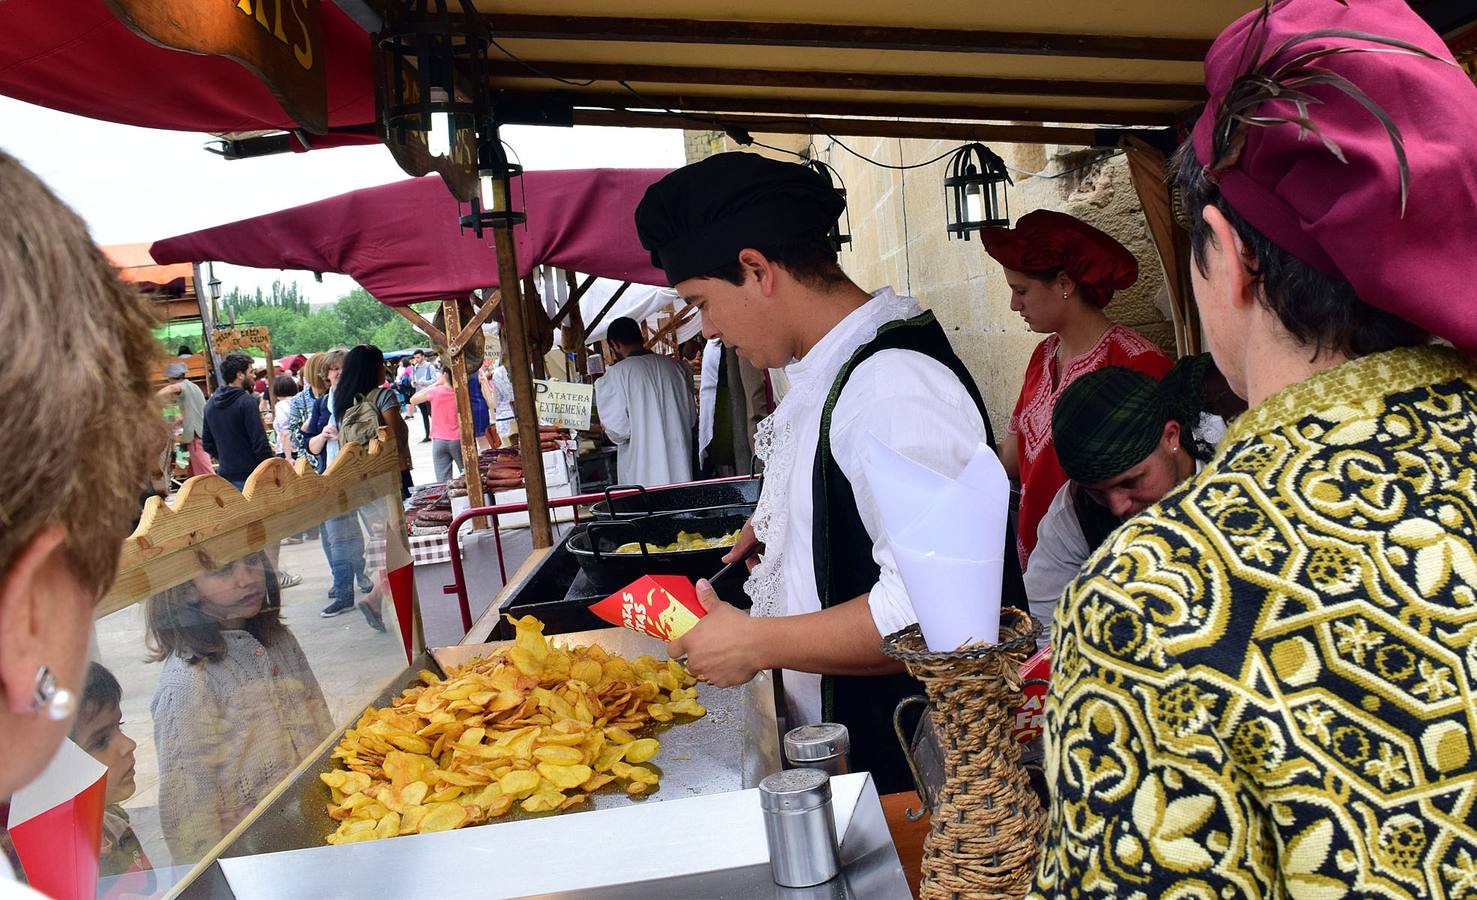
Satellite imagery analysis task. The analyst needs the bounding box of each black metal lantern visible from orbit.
[944,143,1012,240]
[459,125,527,238]
[379,0,487,156]
[803,158,852,251]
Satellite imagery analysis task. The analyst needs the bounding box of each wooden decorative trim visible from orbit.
[102,427,404,617]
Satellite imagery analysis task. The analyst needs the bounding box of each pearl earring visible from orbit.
[32,666,76,722]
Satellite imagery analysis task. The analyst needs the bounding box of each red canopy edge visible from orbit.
[149,169,673,306]
[0,0,374,135]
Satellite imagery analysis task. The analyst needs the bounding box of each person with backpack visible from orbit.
[309,346,409,632]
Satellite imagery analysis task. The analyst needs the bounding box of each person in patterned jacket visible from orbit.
[1030,1,1477,897]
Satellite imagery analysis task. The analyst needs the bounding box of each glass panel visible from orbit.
[89,492,410,893]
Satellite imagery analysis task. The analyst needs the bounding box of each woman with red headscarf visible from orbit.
[983,210,1171,570]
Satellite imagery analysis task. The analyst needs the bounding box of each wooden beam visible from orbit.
[394,305,447,350]
[550,273,598,328]
[570,109,1106,146]
[582,281,632,338]
[525,275,548,380]
[443,299,490,531]
[453,289,501,352]
[487,15,1212,62]
[646,305,697,349]
[486,61,1205,102]
[545,90,1178,128]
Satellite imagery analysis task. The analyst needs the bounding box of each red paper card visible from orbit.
[1010,644,1053,744]
[589,575,706,641]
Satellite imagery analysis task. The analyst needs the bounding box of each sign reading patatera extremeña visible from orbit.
[102,0,326,133]
[533,380,594,430]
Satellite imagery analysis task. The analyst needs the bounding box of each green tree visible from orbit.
[296,309,350,352]
[370,314,423,352]
[336,288,393,345]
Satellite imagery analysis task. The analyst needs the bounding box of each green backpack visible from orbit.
[339,387,386,448]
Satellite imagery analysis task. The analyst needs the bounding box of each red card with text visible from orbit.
[589,575,706,641]
[1010,645,1053,744]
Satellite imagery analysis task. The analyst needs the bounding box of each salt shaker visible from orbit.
[783,723,850,777]
[758,768,841,888]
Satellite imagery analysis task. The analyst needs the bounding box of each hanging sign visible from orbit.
[102,0,327,133]
[212,326,272,356]
[533,379,594,430]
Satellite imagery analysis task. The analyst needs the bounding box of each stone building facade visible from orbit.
[683,131,1177,434]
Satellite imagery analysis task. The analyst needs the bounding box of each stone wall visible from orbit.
[683,131,1175,432]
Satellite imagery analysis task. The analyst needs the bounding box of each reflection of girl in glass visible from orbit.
[146,553,331,863]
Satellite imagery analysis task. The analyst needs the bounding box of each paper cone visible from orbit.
[9,738,107,900]
[863,433,1012,651]
[894,547,1004,648]
[1010,645,1053,744]
[589,575,706,641]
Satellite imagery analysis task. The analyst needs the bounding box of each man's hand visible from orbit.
[666,579,762,687]
[721,519,764,573]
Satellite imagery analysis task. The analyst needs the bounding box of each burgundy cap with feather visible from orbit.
[1191,0,1477,352]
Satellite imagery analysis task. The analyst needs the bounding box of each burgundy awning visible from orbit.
[0,0,375,139]
[149,169,673,306]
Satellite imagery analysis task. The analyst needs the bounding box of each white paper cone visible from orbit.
[8,738,106,827]
[895,547,1003,649]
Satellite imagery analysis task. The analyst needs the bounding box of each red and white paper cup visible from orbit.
[589,575,706,641]
[8,738,107,900]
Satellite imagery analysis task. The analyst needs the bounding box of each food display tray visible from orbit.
[203,629,780,863]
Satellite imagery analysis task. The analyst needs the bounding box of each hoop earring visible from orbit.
[32,666,77,722]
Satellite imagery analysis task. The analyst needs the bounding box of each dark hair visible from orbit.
[334,344,387,422]
[71,662,122,737]
[273,374,299,398]
[145,553,285,664]
[699,237,849,291]
[221,352,253,386]
[607,317,644,348]
[1171,142,1425,358]
[176,345,193,356]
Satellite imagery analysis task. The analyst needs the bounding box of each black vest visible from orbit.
[809,311,1026,795]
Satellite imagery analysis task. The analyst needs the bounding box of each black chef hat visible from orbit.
[635,152,845,286]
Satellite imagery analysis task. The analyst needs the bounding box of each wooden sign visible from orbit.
[102,0,327,133]
[373,38,480,202]
[533,379,594,430]
[213,326,272,356]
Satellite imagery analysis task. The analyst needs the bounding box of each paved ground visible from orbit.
[93,408,557,868]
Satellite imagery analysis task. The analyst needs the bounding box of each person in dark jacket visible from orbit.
[202,352,273,491]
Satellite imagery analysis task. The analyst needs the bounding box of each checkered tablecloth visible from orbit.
[367,531,452,571]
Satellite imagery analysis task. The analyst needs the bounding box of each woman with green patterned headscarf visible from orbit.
[1022,354,1242,644]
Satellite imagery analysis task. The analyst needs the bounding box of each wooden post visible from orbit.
[564,270,589,381]
[490,179,553,548]
[442,297,489,530]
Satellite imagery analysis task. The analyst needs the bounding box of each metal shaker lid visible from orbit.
[784,723,850,762]
[759,767,832,812]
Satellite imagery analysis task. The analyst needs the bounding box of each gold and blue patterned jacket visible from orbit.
[1031,347,1477,899]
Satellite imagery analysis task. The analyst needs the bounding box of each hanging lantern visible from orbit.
[460,123,527,238]
[944,143,1012,240]
[803,158,852,251]
[378,0,487,157]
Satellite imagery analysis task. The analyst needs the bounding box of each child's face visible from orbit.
[74,703,137,805]
[192,555,268,626]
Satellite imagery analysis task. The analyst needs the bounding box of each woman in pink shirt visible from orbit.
[409,367,463,483]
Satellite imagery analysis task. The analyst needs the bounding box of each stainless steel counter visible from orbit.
[211,772,908,899]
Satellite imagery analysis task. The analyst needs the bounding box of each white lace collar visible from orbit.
[745,287,922,617]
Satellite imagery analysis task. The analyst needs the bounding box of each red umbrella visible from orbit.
[150,169,673,305]
[0,0,375,140]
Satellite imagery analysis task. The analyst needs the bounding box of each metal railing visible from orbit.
[442,475,759,633]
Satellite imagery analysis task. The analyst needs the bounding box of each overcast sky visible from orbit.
[0,96,685,304]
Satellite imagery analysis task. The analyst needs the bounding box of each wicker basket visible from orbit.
[881,608,1047,899]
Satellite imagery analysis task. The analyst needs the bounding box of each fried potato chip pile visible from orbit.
[321,614,705,844]
[613,529,741,555]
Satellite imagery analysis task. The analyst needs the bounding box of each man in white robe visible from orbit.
[594,316,695,488]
